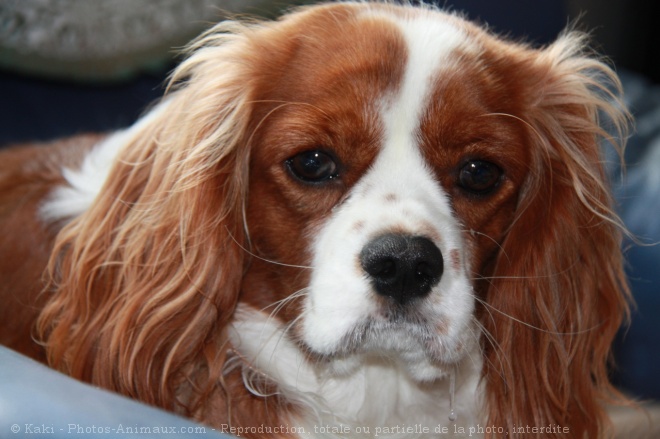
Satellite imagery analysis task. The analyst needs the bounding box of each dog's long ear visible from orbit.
[481,33,632,438]
[38,21,259,413]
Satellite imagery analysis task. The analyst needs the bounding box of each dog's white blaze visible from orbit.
[300,12,475,368]
[384,14,465,156]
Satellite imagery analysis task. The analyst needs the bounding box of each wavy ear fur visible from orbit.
[482,33,632,438]
[37,20,260,414]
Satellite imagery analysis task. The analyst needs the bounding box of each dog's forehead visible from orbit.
[249,3,535,204]
[269,4,532,156]
[270,4,474,98]
[251,4,486,153]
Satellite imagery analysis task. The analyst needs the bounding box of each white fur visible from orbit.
[230,305,482,438]
[39,101,169,222]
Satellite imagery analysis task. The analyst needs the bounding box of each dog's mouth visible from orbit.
[295,306,473,381]
[337,307,441,353]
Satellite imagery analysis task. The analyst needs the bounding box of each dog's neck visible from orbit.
[228,305,483,438]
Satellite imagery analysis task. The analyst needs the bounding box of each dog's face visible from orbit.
[239,4,534,380]
[33,2,630,435]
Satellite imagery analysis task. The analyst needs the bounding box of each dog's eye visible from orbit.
[286,150,339,183]
[458,160,502,194]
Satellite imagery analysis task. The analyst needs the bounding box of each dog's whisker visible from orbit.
[225,227,313,270]
[472,294,603,336]
[461,228,510,264]
[468,317,509,383]
[263,288,309,323]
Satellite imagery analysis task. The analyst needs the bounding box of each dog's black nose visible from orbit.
[360,234,443,304]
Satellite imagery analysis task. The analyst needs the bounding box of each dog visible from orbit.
[0,1,647,437]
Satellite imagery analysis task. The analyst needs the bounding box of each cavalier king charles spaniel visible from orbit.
[0,1,643,438]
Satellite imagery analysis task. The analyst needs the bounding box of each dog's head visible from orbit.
[40,2,630,437]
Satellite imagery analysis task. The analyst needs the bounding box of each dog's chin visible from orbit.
[323,350,451,384]
[305,318,474,383]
